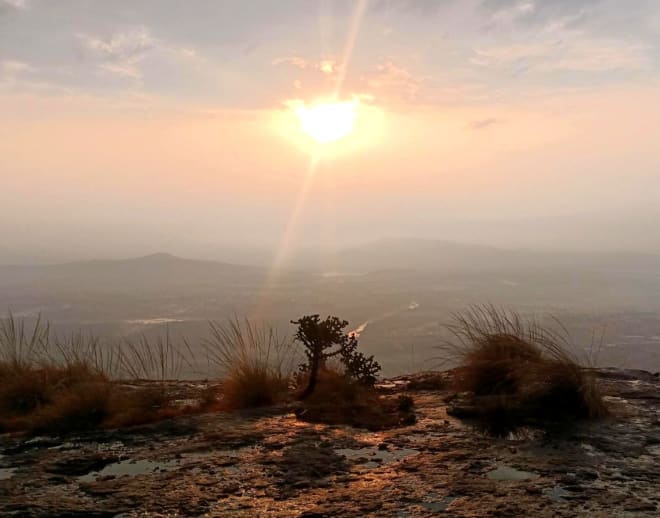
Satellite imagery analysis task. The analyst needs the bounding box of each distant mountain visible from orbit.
[3,242,659,283]
[0,253,324,327]
[0,253,279,294]
[333,239,540,273]
[332,238,660,274]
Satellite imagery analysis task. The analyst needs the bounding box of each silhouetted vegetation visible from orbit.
[295,365,415,430]
[0,314,197,434]
[3,305,612,437]
[405,372,448,391]
[287,315,411,429]
[203,318,296,409]
[442,305,608,435]
[292,315,381,399]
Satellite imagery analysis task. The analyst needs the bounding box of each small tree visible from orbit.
[338,336,381,386]
[291,315,381,399]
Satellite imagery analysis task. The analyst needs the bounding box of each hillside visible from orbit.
[333,238,660,274]
[0,253,271,291]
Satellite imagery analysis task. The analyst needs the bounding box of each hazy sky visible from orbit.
[1,0,659,262]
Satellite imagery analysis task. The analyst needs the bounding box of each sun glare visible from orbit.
[293,100,358,144]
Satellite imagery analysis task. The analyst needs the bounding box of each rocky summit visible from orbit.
[1,369,658,517]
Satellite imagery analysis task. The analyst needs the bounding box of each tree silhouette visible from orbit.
[292,314,381,399]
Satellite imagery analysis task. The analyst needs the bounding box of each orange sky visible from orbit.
[1,1,660,261]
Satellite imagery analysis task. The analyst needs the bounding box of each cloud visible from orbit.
[0,0,27,12]
[356,58,489,107]
[317,59,340,76]
[371,0,454,16]
[484,0,538,26]
[0,60,33,75]
[469,117,502,129]
[77,26,155,79]
[364,61,423,102]
[481,0,598,24]
[273,56,340,76]
[272,56,308,69]
[472,37,652,73]
[0,59,33,88]
[0,60,70,96]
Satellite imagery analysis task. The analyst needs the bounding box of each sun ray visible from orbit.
[251,153,320,320]
[254,0,369,317]
[334,0,369,98]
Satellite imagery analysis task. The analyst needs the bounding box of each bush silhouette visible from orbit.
[442,305,608,435]
[292,315,381,399]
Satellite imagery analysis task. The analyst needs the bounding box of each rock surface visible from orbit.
[1,369,658,517]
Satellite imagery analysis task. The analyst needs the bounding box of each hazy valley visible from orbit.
[3,239,659,377]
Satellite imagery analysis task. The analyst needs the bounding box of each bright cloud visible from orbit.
[0,0,27,10]
[77,27,155,79]
[473,38,651,73]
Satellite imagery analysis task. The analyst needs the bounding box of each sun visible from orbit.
[293,99,358,144]
[274,96,383,152]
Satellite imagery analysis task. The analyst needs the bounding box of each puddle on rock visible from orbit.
[407,432,444,443]
[48,441,80,451]
[79,458,178,482]
[78,451,234,483]
[0,467,17,480]
[487,465,539,481]
[0,454,16,480]
[335,447,419,469]
[419,495,456,512]
[95,441,127,454]
[544,485,570,502]
[503,428,538,440]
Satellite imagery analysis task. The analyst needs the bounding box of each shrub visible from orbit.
[300,364,364,406]
[296,366,414,430]
[0,314,186,434]
[406,372,447,391]
[119,329,193,381]
[443,305,608,434]
[292,315,381,399]
[0,312,49,366]
[29,381,112,434]
[104,386,177,429]
[0,365,52,416]
[220,367,290,410]
[203,318,295,410]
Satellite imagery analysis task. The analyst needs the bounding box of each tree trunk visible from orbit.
[299,350,320,400]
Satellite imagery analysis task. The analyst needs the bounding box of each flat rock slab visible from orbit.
[1,370,658,517]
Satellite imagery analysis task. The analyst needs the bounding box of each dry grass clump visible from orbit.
[296,366,416,430]
[102,386,183,430]
[406,372,448,391]
[443,305,608,434]
[0,362,108,432]
[0,314,195,435]
[118,329,192,381]
[0,362,186,434]
[203,318,296,410]
[27,380,113,434]
[0,362,105,416]
[220,367,291,410]
[300,365,365,406]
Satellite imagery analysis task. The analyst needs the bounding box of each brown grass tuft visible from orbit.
[0,365,185,434]
[29,381,113,434]
[203,318,297,410]
[0,362,106,418]
[296,366,416,430]
[219,367,290,410]
[406,372,448,391]
[443,305,608,434]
